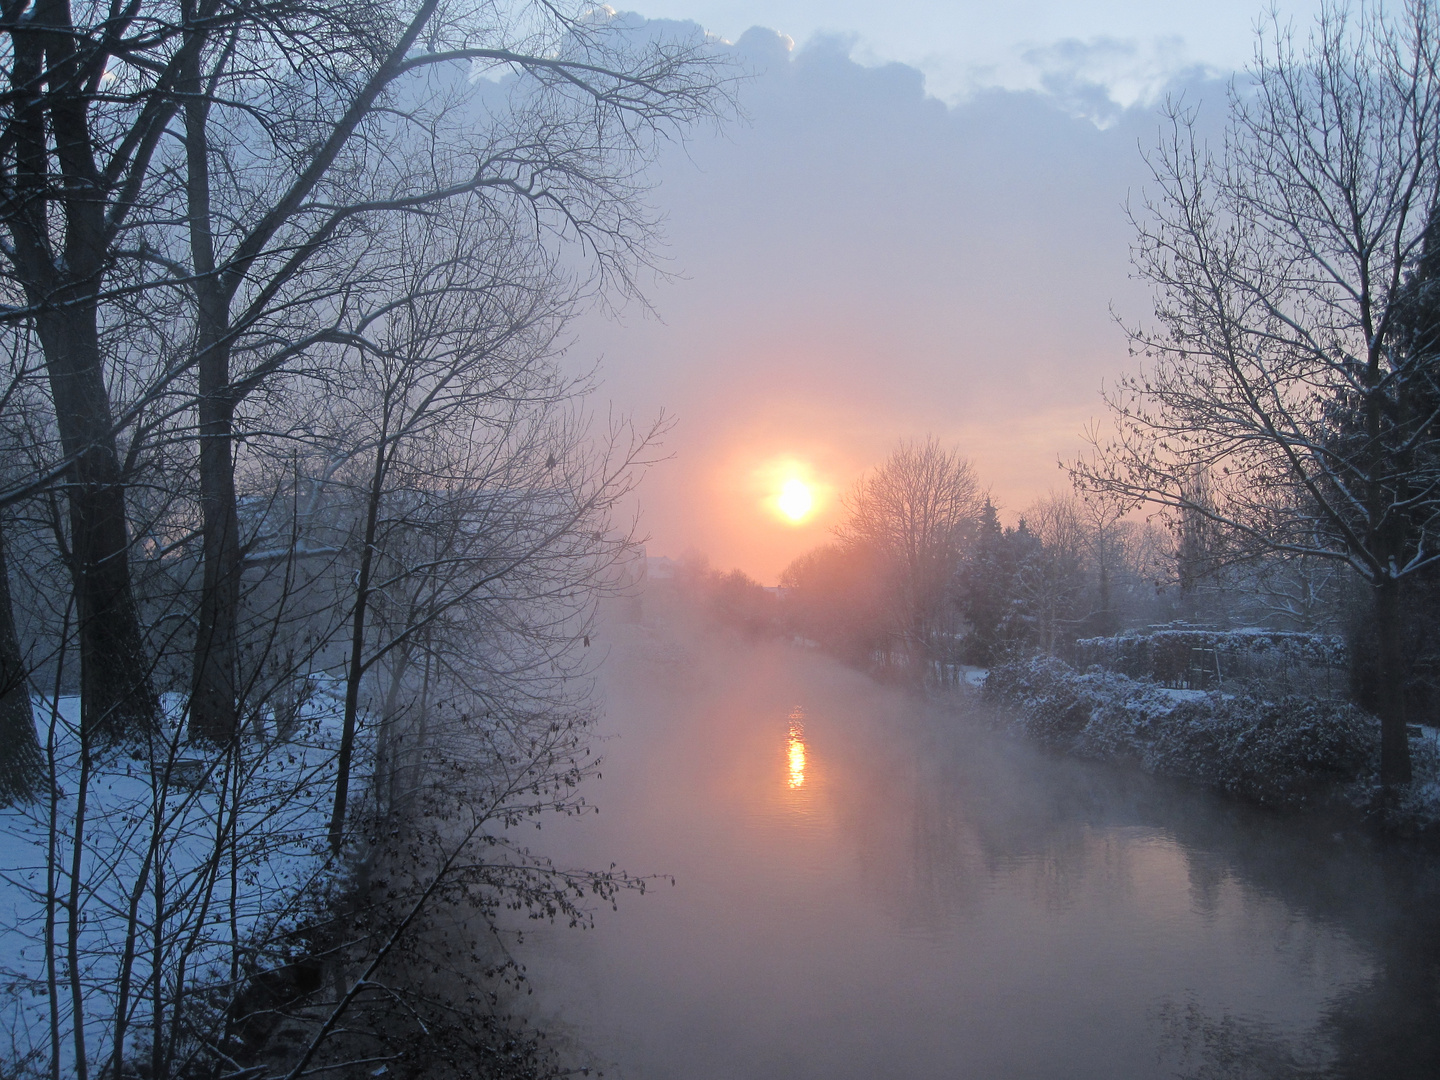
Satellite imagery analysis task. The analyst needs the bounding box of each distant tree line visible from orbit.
[777,439,1172,675]
[772,3,1440,797]
[772,433,1440,741]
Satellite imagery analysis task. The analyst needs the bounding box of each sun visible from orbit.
[753,455,827,526]
[777,477,814,523]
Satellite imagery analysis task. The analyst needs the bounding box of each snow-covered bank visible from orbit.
[982,657,1440,828]
[0,696,347,1077]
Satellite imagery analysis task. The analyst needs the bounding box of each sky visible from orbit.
[578,2,1328,584]
[622,0,1323,107]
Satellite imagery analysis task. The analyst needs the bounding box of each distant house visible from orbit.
[645,555,679,581]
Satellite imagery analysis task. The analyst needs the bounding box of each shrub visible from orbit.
[985,656,1381,810]
[985,656,1100,745]
[1145,695,1378,809]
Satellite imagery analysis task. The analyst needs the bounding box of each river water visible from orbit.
[506,623,1440,1079]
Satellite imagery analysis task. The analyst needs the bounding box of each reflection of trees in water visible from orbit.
[1156,997,1329,1079]
[1142,778,1440,1077]
[895,770,981,926]
[1318,925,1440,1079]
[975,810,1099,914]
[1157,936,1440,1080]
[842,701,1440,1076]
[836,712,1211,929]
[834,708,1191,929]
[949,738,1161,913]
[828,719,987,933]
[1184,848,1231,918]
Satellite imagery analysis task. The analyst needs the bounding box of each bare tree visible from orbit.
[0,247,662,1078]
[1075,489,1139,635]
[274,200,661,851]
[171,1,731,742]
[0,516,39,800]
[0,0,733,743]
[0,3,734,1071]
[838,438,982,673]
[1075,1,1440,785]
[1016,491,1089,656]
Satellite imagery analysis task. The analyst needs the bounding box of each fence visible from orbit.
[1073,626,1348,695]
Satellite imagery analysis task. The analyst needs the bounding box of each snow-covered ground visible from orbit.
[959,665,988,688]
[0,695,348,1076]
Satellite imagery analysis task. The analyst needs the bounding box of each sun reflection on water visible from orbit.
[787,706,806,789]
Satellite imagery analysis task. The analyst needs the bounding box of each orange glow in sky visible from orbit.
[645,408,1091,585]
[663,445,852,584]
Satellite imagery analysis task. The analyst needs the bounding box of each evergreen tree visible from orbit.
[958,500,1009,664]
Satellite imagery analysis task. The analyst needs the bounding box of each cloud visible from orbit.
[726,24,799,78]
[1020,36,1214,127]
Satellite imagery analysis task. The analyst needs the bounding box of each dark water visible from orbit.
[507,625,1440,1079]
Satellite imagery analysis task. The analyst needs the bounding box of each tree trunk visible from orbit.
[189,352,241,744]
[185,40,243,745]
[329,435,390,853]
[375,642,412,815]
[2,0,157,742]
[0,519,41,802]
[35,309,155,741]
[1374,577,1412,787]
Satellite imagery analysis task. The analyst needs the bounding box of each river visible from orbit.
[504,621,1440,1079]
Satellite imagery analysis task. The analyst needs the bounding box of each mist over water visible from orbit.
[499,615,1440,1079]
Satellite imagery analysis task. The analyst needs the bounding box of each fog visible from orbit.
[503,611,1440,1079]
[522,15,1440,1069]
[575,19,1237,582]
[10,2,1440,1076]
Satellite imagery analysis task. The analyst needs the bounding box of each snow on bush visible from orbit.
[985,655,1383,810]
[1143,695,1377,808]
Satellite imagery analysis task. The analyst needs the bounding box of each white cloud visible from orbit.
[616,1,1325,116]
[1019,35,1214,126]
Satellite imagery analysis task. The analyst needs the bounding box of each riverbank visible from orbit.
[980,655,1440,835]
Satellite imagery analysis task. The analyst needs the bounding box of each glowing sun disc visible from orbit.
[777,477,813,522]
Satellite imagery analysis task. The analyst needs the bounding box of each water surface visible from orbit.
[508,625,1440,1079]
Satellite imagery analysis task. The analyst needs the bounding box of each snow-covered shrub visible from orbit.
[985,656,1165,753]
[1072,680,1184,764]
[983,656,1097,745]
[1144,696,1378,809]
[1368,732,1440,834]
[985,655,1381,810]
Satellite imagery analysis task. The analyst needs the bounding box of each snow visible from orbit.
[1155,687,1208,702]
[984,656,1440,822]
[0,695,349,1076]
[960,666,988,688]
